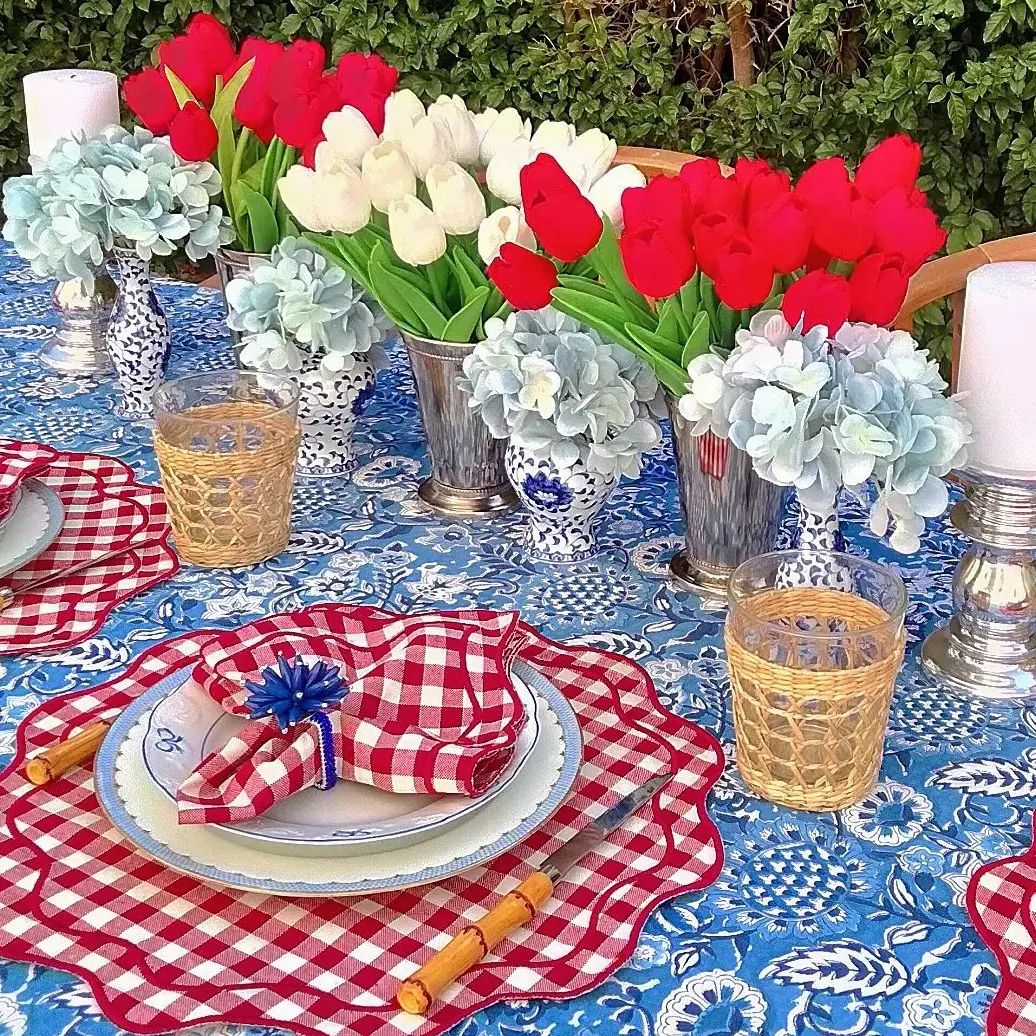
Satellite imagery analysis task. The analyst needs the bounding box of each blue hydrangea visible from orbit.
[227,237,392,380]
[2,126,232,291]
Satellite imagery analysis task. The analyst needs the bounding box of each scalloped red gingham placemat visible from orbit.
[968,813,1036,1036]
[0,448,179,655]
[0,606,723,1036]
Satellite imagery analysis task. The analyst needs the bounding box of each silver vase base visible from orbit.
[40,331,112,377]
[417,477,518,519]
[669,550,730,606]
[921,625,1036,703]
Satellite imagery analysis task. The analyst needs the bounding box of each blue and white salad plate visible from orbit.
[138,665,542,857]
[0,479,64,578]
[95,662,582,897]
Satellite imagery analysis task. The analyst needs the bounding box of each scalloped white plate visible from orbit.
[0,479,64,578]
[95,662,582,897]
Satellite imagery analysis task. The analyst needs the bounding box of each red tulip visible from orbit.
[847,252,911,325]
[268,39,327,106]
[748,194,811,274]
[692,213,740,280]
[872,187,947,273]
[273,74,343,152]
[184,13,236,77]
[619,222,696,298]
[743,168,792,226]
[781,270,852,332]
[853,134,922,201]
[813,191,875,262]
[158,35,219,107]
[336,52,398,101]
[621,174,693,236]
[520,154,603,262]
[794,156,853,216]
[680,157,742,222]
[169,102,219,161]
[488,243,559,310]
[231,38,285,143]
[711,235,775,310]
[679,156,722,203]
[123,67,180,135]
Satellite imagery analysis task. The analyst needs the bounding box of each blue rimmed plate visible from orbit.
[0,479,64,578]
[139,666,541,857]
[95,662,582,897]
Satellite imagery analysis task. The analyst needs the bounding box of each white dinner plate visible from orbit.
[140,667,541,856]
[0,479,64,578]
[95,662,582,897]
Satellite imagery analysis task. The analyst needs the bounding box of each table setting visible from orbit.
[0,15,1035,1036]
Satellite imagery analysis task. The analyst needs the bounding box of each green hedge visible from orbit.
[4,0,1035,360]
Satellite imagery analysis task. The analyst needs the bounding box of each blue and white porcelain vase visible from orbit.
[504,440,616,563]
[778,504,853,591]
[106,248,170,418]
[295,357,377,477]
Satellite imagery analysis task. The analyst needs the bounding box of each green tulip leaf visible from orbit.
[555,273,618,303]
[371,255,448,339]
[370,239,432,294]
[588,219,653,321]
[163,68,199,109]
[448,247,481,303]
[233,183,279,254]
[656,295,687,344]
[679,272,702,321]
[550,287,636,351]
[624,325,691,396]
[441,287,490,342]
[680,311,713,369]
[209,58,254,128]
[426,255,453,314]
[367,259,427,334]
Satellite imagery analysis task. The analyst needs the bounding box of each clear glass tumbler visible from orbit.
[724,550,908,810]
[153,372,300,568]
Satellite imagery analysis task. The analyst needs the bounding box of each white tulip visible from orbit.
[361,140,418,213]
[399,115,452,179]
[530,120,575,159]
[485,138,536,205]
[320,106,378,168]
[473,107,499,148]
[388,195,447,266]
[477,107,531,166]
[426,161,486,235]
[560,128,618,189]
[316,167,372,234]
[428,95,480,168]
[477,206,535,263]
[278,166,329,232]
[587,164,646,230]
[382,89,426,143]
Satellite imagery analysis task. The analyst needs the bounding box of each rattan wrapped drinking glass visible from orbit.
[724,551,907,811]
[153,372,300,568]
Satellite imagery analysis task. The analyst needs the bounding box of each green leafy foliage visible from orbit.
[4,0,1036,365]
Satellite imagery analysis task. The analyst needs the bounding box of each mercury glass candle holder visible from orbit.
[921,468,1036,702]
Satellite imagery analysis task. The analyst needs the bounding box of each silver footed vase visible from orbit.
[667,395,786,602]
[215,246,270,366]
[401,331,517,517]
[107,249,170,420]
[43,274,116,376]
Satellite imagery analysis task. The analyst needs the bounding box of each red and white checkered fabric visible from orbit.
[0,448,180,655]
[968,813,1036,1036]
[178,608,527,823]
[0,439,58,519]
[0,609,724,1036]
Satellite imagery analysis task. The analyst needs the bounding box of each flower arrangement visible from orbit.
[278,90,646,344]
[678,311,972,552]
[123,13,397,253]
[2,126,231,290]
[485,135,946,397]
[226,237,391,379]
[459,307,662,478]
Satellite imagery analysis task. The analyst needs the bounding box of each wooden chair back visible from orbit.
[894,232,1036,388]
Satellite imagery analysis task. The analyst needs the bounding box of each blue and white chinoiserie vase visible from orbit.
[106,248,170,419]
[295,357,377,477]
[504,440,617,564]
[778,502,854,591]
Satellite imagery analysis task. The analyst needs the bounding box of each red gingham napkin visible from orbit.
[968,813,1036,1036]
[0,439,58,520]
[0,607,724,1036]
[0,449,180,655]
[177,609,527,824]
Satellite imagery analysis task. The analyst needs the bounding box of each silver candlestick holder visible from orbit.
[40,273,116,376]
[921,468,1036,702]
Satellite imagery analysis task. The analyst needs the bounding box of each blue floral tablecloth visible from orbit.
[0,242,1019,1036]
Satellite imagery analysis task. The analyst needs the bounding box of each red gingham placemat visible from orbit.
[968,813,1036,1036]
[0,608,724,1036]
[0,449,180,655]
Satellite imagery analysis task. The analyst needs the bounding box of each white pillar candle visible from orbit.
[957,261,1036,476]
[23,69,121,170]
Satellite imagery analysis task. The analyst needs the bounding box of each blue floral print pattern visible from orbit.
[0,243,1011,1036]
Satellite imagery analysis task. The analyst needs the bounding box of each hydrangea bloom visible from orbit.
[678,310,971,553]
[460,307,663,479]
[2,126,232,291]
[226,238,392,379]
